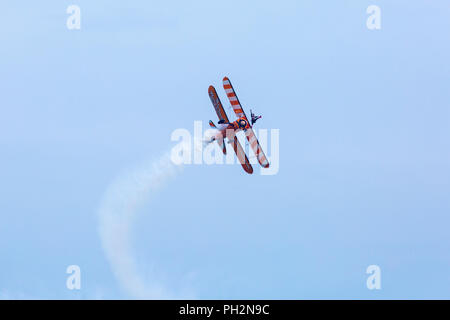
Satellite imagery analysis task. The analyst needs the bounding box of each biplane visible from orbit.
[207,77,270,174]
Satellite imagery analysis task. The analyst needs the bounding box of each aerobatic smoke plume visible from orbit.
[98,140,199,299]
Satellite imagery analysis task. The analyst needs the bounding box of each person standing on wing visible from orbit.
[250,109,262,126]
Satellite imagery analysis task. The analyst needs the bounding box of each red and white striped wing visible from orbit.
[223,77,249,121]
[245,129,270,168]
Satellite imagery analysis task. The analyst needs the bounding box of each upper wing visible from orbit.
[222,77,249,122]
[208,85,229,123]
[231,135,253,174]
[245,128,270,168]
[222,77,269,169]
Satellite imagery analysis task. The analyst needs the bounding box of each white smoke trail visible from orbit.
[98,140,203,299]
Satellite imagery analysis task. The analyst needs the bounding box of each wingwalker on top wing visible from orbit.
[206,77,270,174]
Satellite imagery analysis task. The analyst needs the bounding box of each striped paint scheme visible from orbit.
[223,77,247,119]
[245,129,270,168]
[223,77,270,169]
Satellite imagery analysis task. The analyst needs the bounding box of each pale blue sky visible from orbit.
[0,1,449,299]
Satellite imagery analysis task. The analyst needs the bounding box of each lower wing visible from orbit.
[231,136,253,174]
[245,129,270,168]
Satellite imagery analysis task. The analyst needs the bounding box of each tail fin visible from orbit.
[209,120,216,128]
